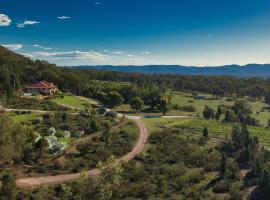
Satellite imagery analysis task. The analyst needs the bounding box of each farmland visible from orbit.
[171,92,270,126]
[142,117,270,148]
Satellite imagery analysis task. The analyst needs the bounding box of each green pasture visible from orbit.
[11,113,41,123]
[171,92,270,126]
[52,95,91,109]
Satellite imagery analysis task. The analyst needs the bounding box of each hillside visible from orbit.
[2,46,270,199]
[1,46,270,102]
[72,64,270,77]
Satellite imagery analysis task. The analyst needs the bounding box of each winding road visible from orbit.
[0,97,188,188]
[15,117,148,188]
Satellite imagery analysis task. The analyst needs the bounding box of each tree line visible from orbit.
[1,46,270,107]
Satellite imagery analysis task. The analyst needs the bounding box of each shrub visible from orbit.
[32,117,43,125]
[21,110,27,115]
[105,111,117,118]
[98,107,107,115]
[212,180,231,193]
[55,131,64,138]
[179,105,196,112]
[203,105,215,119]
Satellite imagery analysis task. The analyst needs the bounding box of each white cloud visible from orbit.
[113,51,124,55]
[95,2,101,5]
[20,53,33,58]
[0,14,11,26]
[126,56,144,62]
[33,44,52,50]
[126,54,135,57]
[2,44,22,50]
[33,50,109,61]
[57,16,71,20]
[17,20,40,28]
[141,51,151,54]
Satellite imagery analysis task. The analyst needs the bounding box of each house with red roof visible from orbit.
[25,81,58,95]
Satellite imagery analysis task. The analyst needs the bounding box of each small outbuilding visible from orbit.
[72,131,85,138]
[46,136,58,148]
[63,131,71,138]
[46,127,56,136]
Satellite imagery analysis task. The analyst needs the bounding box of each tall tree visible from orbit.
[0,170,17,200]
[220,154,227,174]
[106,91,124,108]
[158,96,171,115]
[129,97,144,112]
[203,127,209,138]
[260,165,270,197]
[203,105,215,119]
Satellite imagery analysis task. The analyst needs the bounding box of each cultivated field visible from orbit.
[171,92,270,126]
[143,117,270,148]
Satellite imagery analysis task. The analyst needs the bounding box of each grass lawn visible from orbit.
[58,137,75,143]
[171,92,233,116]
[52,95,91,109]
[142,117,189,133]
[249,100,270,126]
[11,113,41,123]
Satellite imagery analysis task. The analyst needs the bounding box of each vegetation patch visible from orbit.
[4,96,69,111]
[51,94,92,109]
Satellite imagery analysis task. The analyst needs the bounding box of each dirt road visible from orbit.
[15,118,148,188]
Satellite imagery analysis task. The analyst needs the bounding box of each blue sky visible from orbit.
[1,0,270,66]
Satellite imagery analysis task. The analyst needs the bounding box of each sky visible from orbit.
[1,0,270,66]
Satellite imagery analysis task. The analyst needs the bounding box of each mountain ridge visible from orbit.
[70,64,270,77]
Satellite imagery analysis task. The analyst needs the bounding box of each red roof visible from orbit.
[26,81,56,89]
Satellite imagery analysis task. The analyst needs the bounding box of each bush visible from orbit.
[21,110,27,115]
[225,97,235,101]
[32,117,43,125]
[179,105,196,112]
[55,131,64,138]
[212,180,231,193]
[98,107,107,115]
[188,169,204,184]
[105,111,117,118]
[229,183,244,200]
[203,105,215,119]
[173,104,196,112]
[198,137,207,146]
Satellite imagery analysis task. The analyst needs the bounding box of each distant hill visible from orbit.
[71,64,270,78]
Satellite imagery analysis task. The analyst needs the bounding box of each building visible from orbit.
[63,131,71,138]
[46,127,56,136]
[25,80,58,95]
[194,95,206,100]
[72,131,85,138]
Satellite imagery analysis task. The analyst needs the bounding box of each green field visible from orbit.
[171,92,232,115]
[11,113,41,123]
[52,95,92,109]
[115,103,197,117]
[143,117,270,148]
[171,92,270,126]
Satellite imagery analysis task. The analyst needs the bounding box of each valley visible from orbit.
[1,46,270,199]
